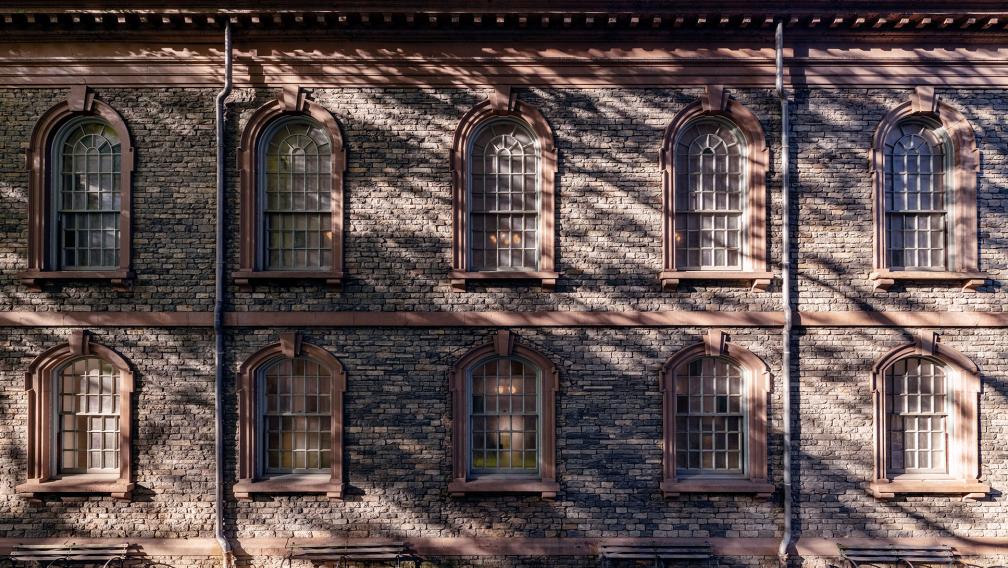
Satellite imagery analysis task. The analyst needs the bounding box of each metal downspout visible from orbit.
[775,20,794,568]
[214,19,234,568]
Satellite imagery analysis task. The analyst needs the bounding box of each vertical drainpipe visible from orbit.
[214,19,234,568]
[775,20,794,568]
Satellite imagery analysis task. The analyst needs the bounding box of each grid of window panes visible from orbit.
[469,120,540,271]
[674,119,745,269]
[469,357,540,475]
[56,119,121,270]
[674,357,745,474]
[886,357,948,474]
[262,118,333,270]
[261,357,333,473]
[57,358,120,473]
[884,120,948,269]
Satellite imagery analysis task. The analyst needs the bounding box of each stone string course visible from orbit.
[0,86,1005,566]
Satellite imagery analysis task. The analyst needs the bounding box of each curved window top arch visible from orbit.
[235,86,346,288]
[660,86,770,291]
[18,330,135,499]
[449,330,559,498]
[659,329,771,497]
[450,88,558,290]
[235,332,346,499]
[21,86,134,290]
[870,87,984,291]
[868,333,988,500]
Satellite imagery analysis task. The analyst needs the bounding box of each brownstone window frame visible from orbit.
[20,85,135,291]
[659,329,772,497]
[448,330,559,498]
[869,86,986,292]
[234,332,346,499]
[867,332,990,501]
[233,86,347,289]
[660,86,771,291]
[449,86,558,290]
[16,330,134,499]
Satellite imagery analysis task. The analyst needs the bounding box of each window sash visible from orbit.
[886,358,949,476]
[467,357,542,477]
[258,357,333,475]
[673,357,747,477]
[55,358,120,474]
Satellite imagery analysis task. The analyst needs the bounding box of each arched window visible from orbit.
[235,332,345,499]
[21,86,134,290]
[260,117,333,271]
[883,119,950,270]
[870,87,983,291]
[17,330,134,499]
[450,88,558,290]
[660,329,771,497]
[449,331,558,498]
[469,119,540,272]
[235,86,346,288]
[673,118,746,270]
[660,86,770,291]
[869,335,989,500]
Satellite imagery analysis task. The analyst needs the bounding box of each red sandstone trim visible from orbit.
[449,330,559,497]
[235,332,346,499]
[235,86,346,288]
[868,332,988,501]
[19,86,134,291]
[16,330,135,499]
[450,87,557,290]
[659,329,770,497]
[660,86,769,291]
[870,87,980,291]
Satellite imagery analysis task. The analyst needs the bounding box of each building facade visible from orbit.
[1,2,1007,567]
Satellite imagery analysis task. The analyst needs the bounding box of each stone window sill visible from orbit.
[19,269,133,291]
[232,270,343,289]
[659,271,773,291]
[233,474,343,499]
[449,271,558,290]
[661,478,774,498]
[448,478,559,498]
[866,479,991,501]
[17,474,133,499]
[869,270,988,292]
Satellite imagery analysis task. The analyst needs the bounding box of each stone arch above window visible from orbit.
[448,330,559,498]
[17,330,134,499]
[234,86,346,288]
[867,332,989,501]
[869,86,985,292]
[20,85,135,291]
[234,332,346,499]
[659,86,771,291]
[449,87,558,290]
[659,329,772,497]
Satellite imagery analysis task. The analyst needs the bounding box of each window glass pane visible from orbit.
[886,357,948,475]
[884,120,948,269]
[261,118,333,271]
[673,357,745,476]
[54,119,121,270]
[260,357,333,474]
[468,120,540,271]
[56,358,120,474]
[674,119,746,270]
[468,357,540,476]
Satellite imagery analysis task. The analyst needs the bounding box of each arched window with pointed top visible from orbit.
[234,332,346,499]
[867,334,989,500]
[448,330,559,498]
[17,330,134,499]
